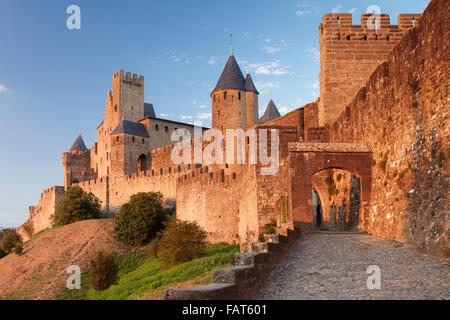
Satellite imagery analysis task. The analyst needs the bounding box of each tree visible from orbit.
[22,220,35,238]
[157,219,207,267]
[114,192,165,247]
[0,229,23,254]
[51,186,101,227]
[89,251,118,291]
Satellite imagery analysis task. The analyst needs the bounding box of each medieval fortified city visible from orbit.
[0,0,448,306]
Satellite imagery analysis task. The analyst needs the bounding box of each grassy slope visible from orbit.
[59,243,239,300]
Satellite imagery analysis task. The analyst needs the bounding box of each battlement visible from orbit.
[318,11,421,126]
[320,13,421,41]
[113,70,144,85]
[40,186,65,198]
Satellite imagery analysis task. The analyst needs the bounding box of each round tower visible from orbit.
[211,53,247,130]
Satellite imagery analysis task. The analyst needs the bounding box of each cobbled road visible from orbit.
[254,233,450,300]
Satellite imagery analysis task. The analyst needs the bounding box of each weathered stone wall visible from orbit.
[319,12,421,125]
[212,89,248,130]
[326,0,449,256]
[176,165,257,245]
[17,186,65,241]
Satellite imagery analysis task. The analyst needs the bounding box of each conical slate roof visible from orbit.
[244,73,259,94]
[213,54,245,92]
[70,134,88,151]
[259,99,281,123]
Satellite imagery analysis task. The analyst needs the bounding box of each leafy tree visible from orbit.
[90,251,118,291]
[22,220,35,238]
[114,192,165,247]
[157,219,207,267]
[51,186,101,227]
[0,229,23,254]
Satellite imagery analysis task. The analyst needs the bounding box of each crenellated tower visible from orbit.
[318,12,421,126]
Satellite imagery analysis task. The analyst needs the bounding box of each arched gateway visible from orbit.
[287,142,372,230]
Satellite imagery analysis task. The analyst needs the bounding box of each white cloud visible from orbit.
[0,85,8,93]
[304,47,320,64]
[262,46,281,54]
[265,37,272,43]
[198,104,208,109]
[293,1,321,17]
[208,56,217,66]
[159,113,169,117]
[331,5,342,13]
[350,8,357,14]
[254,81,281,95]
[179,115,192,120]
[245,61,293,76]
[197,112,211,120]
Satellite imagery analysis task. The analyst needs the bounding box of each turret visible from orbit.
[259,99,281,124]
[211,53,247,130]
[244,72,259,128]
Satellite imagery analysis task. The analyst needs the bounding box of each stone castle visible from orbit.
[19,1,449,257]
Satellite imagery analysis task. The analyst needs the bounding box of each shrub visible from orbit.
[0,247,6,259]
[148,237,160,257]
[51,186,101,227]
[157,220,207,267]
[114,192,165,247]
[0,229,23,254]
[22,220,35,238]
[90,251,118,291]
[14,243,23,255]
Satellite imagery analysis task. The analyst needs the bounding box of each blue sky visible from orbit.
[0,0,429,227]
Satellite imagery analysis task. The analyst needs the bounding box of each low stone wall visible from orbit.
[164,223,302,300]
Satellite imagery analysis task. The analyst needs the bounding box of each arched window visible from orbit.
[224,92,227,100]
[238,92,241,100]
[132,137,135,143]
[114,105,118,112]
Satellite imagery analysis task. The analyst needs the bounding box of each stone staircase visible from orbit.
[164,222,302,300]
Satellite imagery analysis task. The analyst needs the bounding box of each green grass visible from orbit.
[57,243,239,300]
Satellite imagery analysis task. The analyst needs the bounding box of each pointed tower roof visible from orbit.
[259,99,281,123]
[213,54,245,92]
[70,134,88,151]
[244,73,259,94]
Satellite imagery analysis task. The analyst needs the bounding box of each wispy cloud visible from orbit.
[159,113,169,117]
[262,45,281,54]
[179,115,192,120]
[255,81,281,95]
[198,104,208,109]
[208,56,217,66]
[245,61,293,76]
[0,85,8,93]
[197,112,211,120]
[293,1,321,17]
[331,5,342,13]
[304,47,320,64]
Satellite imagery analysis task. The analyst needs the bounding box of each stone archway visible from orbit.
[138,154,148,172]
[287,142,372,230]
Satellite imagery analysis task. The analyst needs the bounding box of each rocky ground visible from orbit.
[254,233,450,300]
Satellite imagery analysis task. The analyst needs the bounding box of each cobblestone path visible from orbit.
[254,233,449,300]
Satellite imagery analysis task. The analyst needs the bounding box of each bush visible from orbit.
[51,186,101,227]
[148,236,160,257]
[14,243,23,255]
[22,220,35,238]
[0,229,23,254]
[157,219,207,267]
[114,192,165,247]
[90,251,118,291]
[0,247,6,259]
